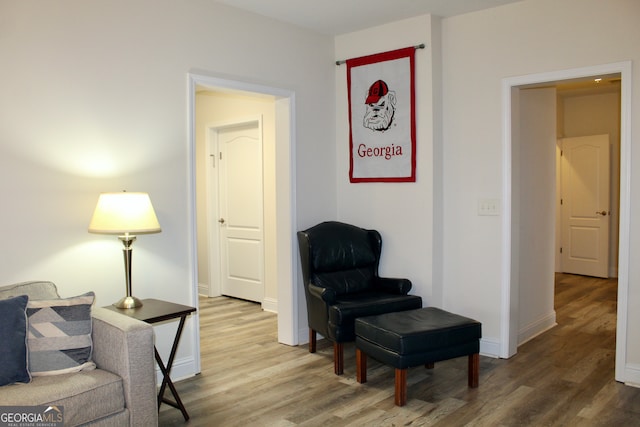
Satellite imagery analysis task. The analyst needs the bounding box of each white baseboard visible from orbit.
[197,283,208,296]
[622,363,640,388]
[298,328,328,345]
[480,338,501,358]
[518,311,557,346]
[298,327,312,345]
[155,355,198,385]
[262,297,278,313]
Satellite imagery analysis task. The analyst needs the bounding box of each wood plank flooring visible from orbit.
[158,274,640,426]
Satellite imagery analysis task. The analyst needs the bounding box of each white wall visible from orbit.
[3,0,640,384]
[334,15,441,304]
[516,88,557,345]
[441,0,640,372]
[0,0,335,379]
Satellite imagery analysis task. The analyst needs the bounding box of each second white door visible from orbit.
[217,119,264,303]
[560,134,610,278]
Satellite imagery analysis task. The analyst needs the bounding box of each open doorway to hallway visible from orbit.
[555,77,621,279]
[194,88,276,310]
[187,73,299,349]
[514,73,621,350]
[502,61,631,383]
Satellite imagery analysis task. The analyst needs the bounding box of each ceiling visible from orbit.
[213,0,525,35]
[521,74,622,95]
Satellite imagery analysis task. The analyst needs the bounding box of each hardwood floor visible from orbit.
[158,274,640,426]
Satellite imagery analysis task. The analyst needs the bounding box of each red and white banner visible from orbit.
[347,47,416,183]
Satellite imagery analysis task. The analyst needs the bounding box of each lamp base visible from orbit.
[113,296,144,309]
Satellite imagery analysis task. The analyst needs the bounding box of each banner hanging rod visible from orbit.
[335,43,425,66]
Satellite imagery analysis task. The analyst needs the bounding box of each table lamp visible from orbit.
[88,191,161,308]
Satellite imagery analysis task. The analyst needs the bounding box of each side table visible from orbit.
[104,298,197,421]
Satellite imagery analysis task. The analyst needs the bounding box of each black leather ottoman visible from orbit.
[355,307,481,406]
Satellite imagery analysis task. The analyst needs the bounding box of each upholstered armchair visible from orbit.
[297,221,422,374]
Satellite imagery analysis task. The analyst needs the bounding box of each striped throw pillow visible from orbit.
[27,292,96,376]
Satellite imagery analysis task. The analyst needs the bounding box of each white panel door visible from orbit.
[560,135,610,278]
[218,120,264,302]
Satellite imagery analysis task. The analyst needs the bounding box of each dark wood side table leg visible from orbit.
[157,315,190,421]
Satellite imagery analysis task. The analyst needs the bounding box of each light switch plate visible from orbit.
[478,198,500,216]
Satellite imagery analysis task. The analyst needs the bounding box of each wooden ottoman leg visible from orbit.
[356,348,367,383]
[468,353,479,388]
[334,342,344,375]
[395,368,407,406]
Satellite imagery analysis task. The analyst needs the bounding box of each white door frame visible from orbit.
[205,124,221,297]
[187,72,298,347]
[501,61,632,383]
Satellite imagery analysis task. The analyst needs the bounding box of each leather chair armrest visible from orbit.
[373,277,412,295]
[308,283,337,304]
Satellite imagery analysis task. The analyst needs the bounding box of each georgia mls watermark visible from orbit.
[0,406,64,427]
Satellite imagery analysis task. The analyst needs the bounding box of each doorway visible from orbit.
[501,61,631,383]
[515,80,620,345]
[208,118,265,304]
[187,73,299,350]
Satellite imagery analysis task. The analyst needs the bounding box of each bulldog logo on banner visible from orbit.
[347,47,416,183]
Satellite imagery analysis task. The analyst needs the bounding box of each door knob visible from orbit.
[218,218,225,224]
[596,211,608,216]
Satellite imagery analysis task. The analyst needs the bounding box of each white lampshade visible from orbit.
[89,192,161,235]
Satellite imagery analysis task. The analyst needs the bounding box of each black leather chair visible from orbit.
[297,221,422,374]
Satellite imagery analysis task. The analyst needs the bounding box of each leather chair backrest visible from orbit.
[304,222,379,295]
